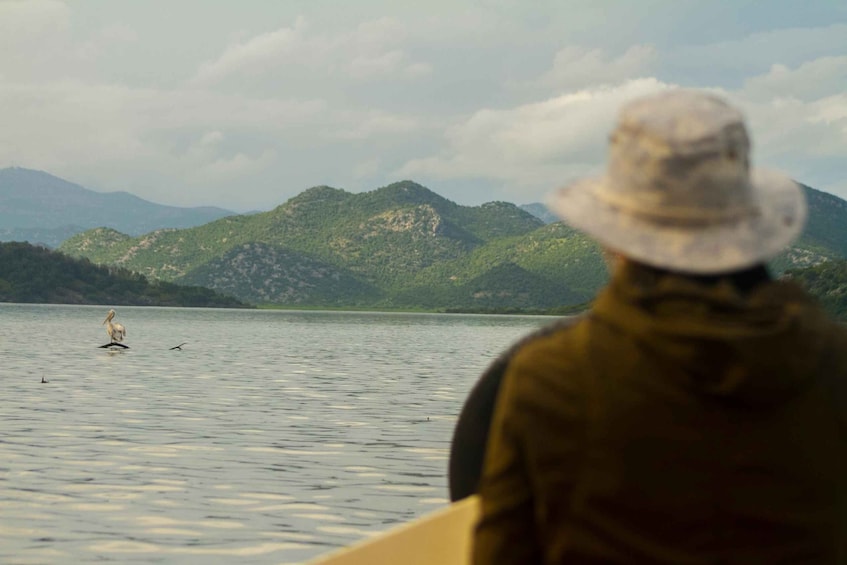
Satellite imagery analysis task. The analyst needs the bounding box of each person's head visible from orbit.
[548,89,806,278]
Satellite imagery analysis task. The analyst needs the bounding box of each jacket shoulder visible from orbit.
[817,319,847,412]
[448,314,585,501]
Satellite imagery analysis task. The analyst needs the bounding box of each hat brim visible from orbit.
[547,168,806,274]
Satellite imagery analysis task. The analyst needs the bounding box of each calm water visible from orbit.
[0,304,556,564]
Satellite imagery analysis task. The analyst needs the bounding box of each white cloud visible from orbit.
[398,78,671,201]
[0,0,71,80]
[0,2,844,210]
[353,17,407,49]
[812,94,847,127]
[0,0,69,39]
[528,44,657,91]
[403,62,433,79]
[327,111,423,140]
[399,67,847,205]
[76,23,139,60]
[724,91,847,200]
[0,78,328,203]
[740,94,847,158]
[185,149,277,184]
[742,56,847,102]
[348,50,407,79]
[189,17,314,86]
[715,55,847,194]
[189,15,430,88]
[185,130,225,162]
[353,158,381,179]
[664,23,847,81]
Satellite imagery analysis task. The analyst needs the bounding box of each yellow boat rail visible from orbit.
[306,495,480,565]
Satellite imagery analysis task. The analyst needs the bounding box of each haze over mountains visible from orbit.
[4,167,847,310]
[0,167,235,247]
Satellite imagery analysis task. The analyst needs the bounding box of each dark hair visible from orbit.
[632,261,772,295]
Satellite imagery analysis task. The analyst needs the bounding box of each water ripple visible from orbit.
[0,304,555,563]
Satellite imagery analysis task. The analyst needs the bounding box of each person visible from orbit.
[468,89,847,564]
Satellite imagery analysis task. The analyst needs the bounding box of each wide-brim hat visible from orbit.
[547,89,806,274]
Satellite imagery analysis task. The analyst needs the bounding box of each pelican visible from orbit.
[102,309,127,344]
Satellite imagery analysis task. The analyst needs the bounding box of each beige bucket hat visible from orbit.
[547,89,806,274]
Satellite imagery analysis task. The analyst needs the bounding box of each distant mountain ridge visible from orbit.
[519,202,559,224]
[59,180,585,308]
[57,178,847,310]
[0,166,839,310]
[0,167,235,247]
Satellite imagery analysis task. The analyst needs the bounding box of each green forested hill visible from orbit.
[0,241,249,307]
[60,182,543,285]
[59,181,554,308]
[56,180,847,311]
[799,184,847,256]
[178,242,383,307]
[784,259,847,321]
[392,222,606,309]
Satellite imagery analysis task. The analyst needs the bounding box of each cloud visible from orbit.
[180,131,276,184]
[725,91,847,199]
[353,158,381,179]
[352,16,408,49]
[0,78,328,203]
[527,44,657,92]
[1,2,844,210]
[736,95,846,158]
[720,55,847,197]
[0,2,139,84]
[663,23,847,83]
[348,50,406,79]
[0,0,71,80]
[189,15,430,88]
[399,66,847,205]
[397,78,671,201]
[185,149,277,184]
[185,130,225,161]
[742,56,847,102]
[189,17,314,86]
[76,23,139,61]
[326,111,423,140]
[0,0,69,39]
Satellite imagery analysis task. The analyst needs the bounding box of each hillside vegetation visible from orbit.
[57,180,847,312]
[60,181,597,309]
[0,242,249,308]
[784,259,847,321]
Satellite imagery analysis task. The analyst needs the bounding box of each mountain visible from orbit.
[0,167,235,247]
[59,180,573,308]
[784,259,847,321]
[178,242,383,307]
[522,183,846,273]
[520,202,559,224]
[0,241,248,307]
[794,183,847,258]
[56,179,847,311]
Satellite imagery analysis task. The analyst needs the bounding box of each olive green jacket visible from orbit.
[473,264,847,564]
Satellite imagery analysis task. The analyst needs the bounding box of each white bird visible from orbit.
[103,309,127,343]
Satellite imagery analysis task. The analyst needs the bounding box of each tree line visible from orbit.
[0,241,250,308]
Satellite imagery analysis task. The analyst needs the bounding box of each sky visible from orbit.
[1,0,845,213]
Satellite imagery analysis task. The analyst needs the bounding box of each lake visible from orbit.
[0,303,556,564]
